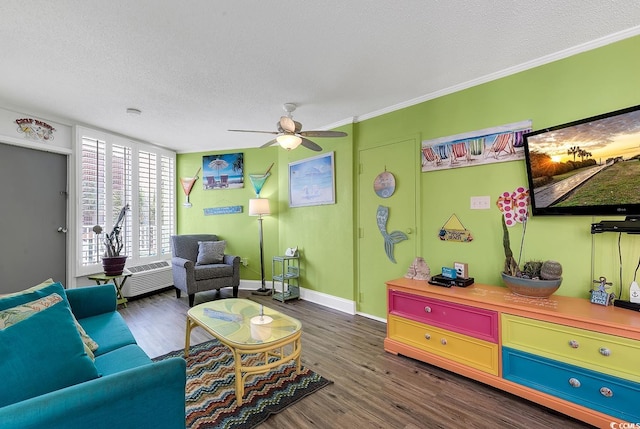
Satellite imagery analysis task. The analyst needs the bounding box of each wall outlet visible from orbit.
[241,257,248,267]
[470,196,491,210]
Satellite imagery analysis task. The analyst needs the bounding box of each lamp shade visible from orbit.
[249,198,271,216]
[276,134,302,150]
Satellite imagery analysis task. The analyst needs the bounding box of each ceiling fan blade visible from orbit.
[260,138,278,148]
[300,137,322,152]
[228,129,278,135]
[279,116,296,133]
[299,130,348,138]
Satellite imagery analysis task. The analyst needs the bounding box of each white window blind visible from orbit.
[161,155,175,255]
[138,150,157,258]
[77,128,175,275]
[80,138,106,266]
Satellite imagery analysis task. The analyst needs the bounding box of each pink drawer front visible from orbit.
[388,289,498,343]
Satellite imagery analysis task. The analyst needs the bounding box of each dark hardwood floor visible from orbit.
[119,288,592,429]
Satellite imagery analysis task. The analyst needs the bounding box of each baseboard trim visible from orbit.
[240,280,357,316]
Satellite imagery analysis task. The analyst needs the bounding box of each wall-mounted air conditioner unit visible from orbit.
[121,261,173,297]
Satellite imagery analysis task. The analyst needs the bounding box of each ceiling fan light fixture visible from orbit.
[276,134,302,150]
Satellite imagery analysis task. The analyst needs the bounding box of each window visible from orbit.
[77,127,175,275]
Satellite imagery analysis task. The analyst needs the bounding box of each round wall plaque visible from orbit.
[373,171,396,198]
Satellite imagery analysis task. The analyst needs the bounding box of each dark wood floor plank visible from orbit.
[119,289,592,428]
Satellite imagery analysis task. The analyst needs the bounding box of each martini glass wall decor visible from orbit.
[179,167,200,207]
[249,163,274,197]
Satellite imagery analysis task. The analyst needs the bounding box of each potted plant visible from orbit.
[102,204,130,276]
[498,188,562,298]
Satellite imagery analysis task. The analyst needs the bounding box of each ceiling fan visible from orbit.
[228,103,347,151]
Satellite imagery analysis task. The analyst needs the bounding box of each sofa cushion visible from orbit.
[0,298,99,407]
[0,280,67,311]
[0,281,100,355]
[78,311,137,357]
[196,240,226,265]
[94,344,153,376]
[194,263,234,280]
[0,292,63,328]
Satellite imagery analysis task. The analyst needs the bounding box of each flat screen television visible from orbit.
[523,104,640,216]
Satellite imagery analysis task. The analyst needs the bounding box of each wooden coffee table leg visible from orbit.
[184,317,194,357]
[295,337,302,373]
[232,348,244,405]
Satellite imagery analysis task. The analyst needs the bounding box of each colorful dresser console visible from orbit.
[385,277,640,427]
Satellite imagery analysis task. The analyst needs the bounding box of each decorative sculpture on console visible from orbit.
[405,257,431,281]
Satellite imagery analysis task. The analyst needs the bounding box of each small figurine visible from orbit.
[590,276,615,306]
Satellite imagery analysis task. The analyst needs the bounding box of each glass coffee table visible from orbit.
[185,298,302,405]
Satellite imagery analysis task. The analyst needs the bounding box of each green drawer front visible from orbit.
[502,313,640,383]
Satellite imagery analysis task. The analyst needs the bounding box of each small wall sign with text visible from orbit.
[204,206,243,216]
[15,118,56,141]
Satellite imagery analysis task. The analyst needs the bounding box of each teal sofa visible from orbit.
[0,282,186,429]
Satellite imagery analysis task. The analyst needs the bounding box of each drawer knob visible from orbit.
[568,378,581,388]
[440,338,447,346]
[424,334,431,340]
[568,340,579,349]
[599,387,613,398]
[424,306,432,313]
[599,347,611,357]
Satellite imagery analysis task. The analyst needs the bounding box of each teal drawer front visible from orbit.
[502,347,640,422]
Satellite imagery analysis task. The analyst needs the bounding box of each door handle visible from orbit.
[406,228,413,234]
[57,227,68,233]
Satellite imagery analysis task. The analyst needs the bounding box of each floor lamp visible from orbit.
[249,198,271,295]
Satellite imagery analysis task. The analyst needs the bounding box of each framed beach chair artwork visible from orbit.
[421,120,531,172]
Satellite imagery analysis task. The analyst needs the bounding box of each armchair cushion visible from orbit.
[194,264,234,280]
[196,240,226,265]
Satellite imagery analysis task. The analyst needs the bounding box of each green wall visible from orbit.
[176,124,355,299]
[176,148,281,283]
[177,35,640,316]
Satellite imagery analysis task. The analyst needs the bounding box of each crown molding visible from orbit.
[354,26,640,124]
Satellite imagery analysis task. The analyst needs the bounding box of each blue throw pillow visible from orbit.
[0,281,68,311]
[0,297,100,407]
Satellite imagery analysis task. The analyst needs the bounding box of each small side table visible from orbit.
[271,256,300,302]
[88,271,132,307]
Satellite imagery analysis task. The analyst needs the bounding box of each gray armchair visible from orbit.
[170,234,240,306]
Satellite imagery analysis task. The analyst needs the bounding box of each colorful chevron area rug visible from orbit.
[153,339,333,429]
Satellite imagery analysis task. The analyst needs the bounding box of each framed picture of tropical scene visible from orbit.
[202,153,244,190]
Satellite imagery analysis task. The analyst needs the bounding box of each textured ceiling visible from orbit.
[1,1,639,153]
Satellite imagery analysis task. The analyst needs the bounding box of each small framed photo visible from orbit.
[288,152,335,207]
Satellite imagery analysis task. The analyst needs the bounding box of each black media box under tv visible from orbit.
[429,274,474,288]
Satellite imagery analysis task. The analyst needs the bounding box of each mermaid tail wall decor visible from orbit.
[376,205,408,263]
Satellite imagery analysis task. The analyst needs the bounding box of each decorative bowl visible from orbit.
[501,272,562,298]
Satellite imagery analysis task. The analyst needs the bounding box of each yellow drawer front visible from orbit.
[388,315,499,375]
[502,313,640,383]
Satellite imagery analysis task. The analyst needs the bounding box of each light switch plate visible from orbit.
[470,196,491,210]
